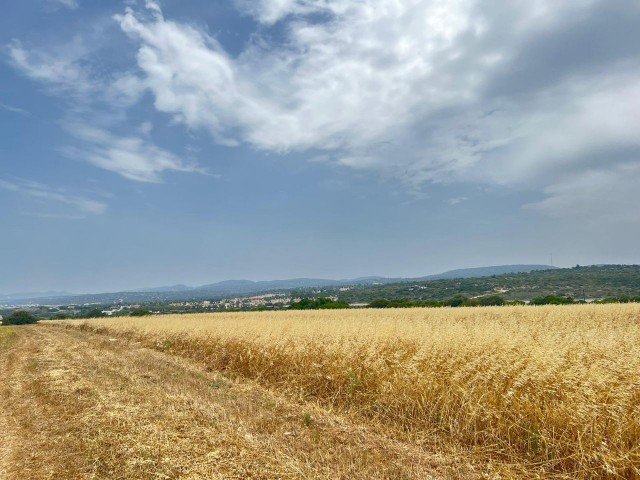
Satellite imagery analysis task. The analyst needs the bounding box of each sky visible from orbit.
[1,0,639,294]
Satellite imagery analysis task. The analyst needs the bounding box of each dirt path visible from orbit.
[0,326,480,479]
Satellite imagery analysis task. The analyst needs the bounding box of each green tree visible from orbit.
[289,297,350,310]
[479,295,506,306]
[85,308,106,318]
[444,295,469,307]
[529,295,574,305]
[369,298,392,308]
[130,309,152,317]
[2,310,38,325]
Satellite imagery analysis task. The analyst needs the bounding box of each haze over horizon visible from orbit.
[2,0,639,293]
[1,263,561,297]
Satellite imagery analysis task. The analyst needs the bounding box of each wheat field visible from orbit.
[56,305,640,478]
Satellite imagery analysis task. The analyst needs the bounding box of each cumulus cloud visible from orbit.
[7,0,640,221]
[112,0,640,219]
[0,178,107,216]
[60,125,203,183]
[116,0,480,153]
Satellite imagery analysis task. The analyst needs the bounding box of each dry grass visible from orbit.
[0,327,16,349]
[1,326,477,479]
[55,305,640,478]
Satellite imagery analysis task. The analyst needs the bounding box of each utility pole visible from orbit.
[550,253,553,267]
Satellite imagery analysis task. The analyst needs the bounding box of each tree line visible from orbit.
[284,294,640,310]
[4,294,640,323]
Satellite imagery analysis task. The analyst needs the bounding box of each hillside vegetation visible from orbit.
[57,304,640,479]
[322,264,640,303]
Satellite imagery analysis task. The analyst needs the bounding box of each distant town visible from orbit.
[2,265,640,322]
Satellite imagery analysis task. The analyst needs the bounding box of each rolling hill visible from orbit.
[1,264,554,306]
[321,264,640,303]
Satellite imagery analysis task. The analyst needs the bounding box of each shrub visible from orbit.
[530,295,574,305]
[369,298,392,308]
[130,309,152,317]
[2,310,38,325]
[479,295,506,306]
[443,295,470,307]
[289,298,350,310]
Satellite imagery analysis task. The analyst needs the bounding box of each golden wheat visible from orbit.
[54,304,640,478]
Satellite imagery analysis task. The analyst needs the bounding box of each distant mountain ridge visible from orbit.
[0,264,554,305]
[137,265,557,295]
[329,264,640,304]
[134,284,192,293]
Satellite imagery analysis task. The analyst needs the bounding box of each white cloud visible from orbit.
[117,0,637,172]
[446,197,468,206]
[7,0,640,221]
[7,40,144,108]
[138,121,153,136]
[0,101,29,116]
[49,0,79,10]
[116,0,480,153]
[234,0,323,25]
[0,178,107,216]
[7,40,93,96]
[7,38,198,184]
[61,125,203,183]
[114,1,640,209]
[526,163,640,225]
[475,75,640,187]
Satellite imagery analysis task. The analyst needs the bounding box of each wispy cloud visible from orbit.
[7,40,93,97]
[60,124,204,183]
[7,39,144,108]
[525,163,640,224]
[0,178,107,217]
[0,101,30,116]
[48,0,79,10]
[6,36,196,184]
[446,197,468,206]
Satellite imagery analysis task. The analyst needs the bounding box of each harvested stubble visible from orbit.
[58,305,640,478]
[0,327,16,349]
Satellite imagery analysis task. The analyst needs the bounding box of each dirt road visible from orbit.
[0,326,478,479]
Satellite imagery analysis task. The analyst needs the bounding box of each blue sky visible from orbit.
[1,0,639,293]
